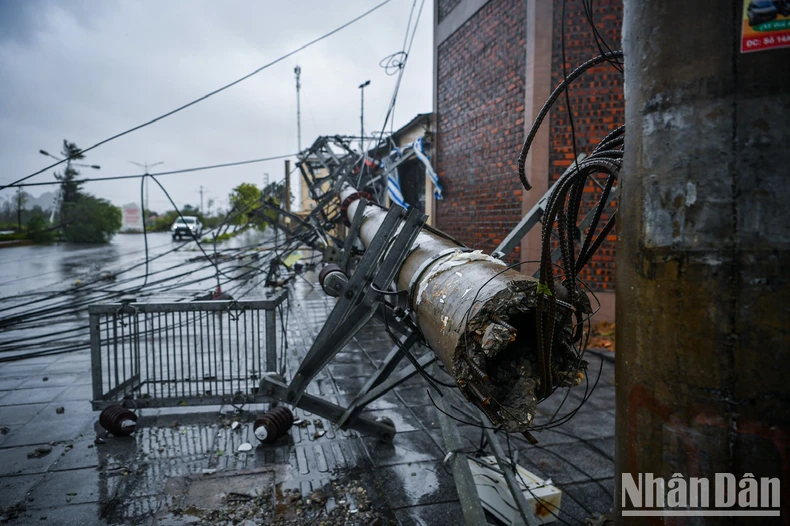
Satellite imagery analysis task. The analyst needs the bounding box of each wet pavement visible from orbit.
[0,257,616,525]
[0,231,276,361]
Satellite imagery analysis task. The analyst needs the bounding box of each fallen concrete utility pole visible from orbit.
[337,188,586,434]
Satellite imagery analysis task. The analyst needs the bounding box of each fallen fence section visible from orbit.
[89,291,287,410]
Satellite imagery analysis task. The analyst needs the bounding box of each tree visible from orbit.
[62,194,121,243]
[14,189,28,230]
[181,204,198,216]
[54,140,85,226]
[26,211,54,243]
[1,197,12,224]
[228,183,263,228]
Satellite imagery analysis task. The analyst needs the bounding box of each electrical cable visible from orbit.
[2,0,393,190]
[3,154,297,189]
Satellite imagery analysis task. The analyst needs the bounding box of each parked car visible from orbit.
[171,216,202,240]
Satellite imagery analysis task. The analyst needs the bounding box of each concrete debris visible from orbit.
[26,446,52,459]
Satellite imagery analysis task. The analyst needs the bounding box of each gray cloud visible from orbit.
[0,0,433,212]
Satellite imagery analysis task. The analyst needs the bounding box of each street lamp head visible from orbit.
[39,150,50,156]
[359,80,371,89]
[90,165,101,170]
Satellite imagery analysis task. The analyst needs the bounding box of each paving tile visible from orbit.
[393,382,434,407]
[555,409,615,441]
[0,377,25,391]
[0,403,47,426]
[587,436,615,461]
[18,374,80,389]
[328,363,378,379]
[0,386,66,406]
[24,468,107,509]
[42,356,92,375]
[50,433,101,472]
[0,444,67,476]
[520,442,614,485]
[561,477,615,518]
[40,400,94,419]
[372,461,459,509]
[0,473,43,509]
[8,503,109,525]
[58,383,94,402]
[362,430,444,468]
[0,414,93,448]
[102,495,158,524]
[403,404,441,429]
[394,501,465,525]
[0,425,18,448]
[0,363,48,380]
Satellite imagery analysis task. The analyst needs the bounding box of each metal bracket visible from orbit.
[341,197,368,273]
[260,375,396,442]
[286,205,426,405]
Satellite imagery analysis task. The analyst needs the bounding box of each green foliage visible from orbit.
[26,212,55,243]
[228,183,264,228]
[54,140,86,225]
[0,231,26,241]
[62,194,122,243]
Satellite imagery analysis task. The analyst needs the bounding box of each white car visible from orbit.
[171,216,202,240]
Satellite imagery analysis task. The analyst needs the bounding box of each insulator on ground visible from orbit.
[253,406,294,443]
[99,405,138,436]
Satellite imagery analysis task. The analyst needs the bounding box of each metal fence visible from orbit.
[89,292,287,409]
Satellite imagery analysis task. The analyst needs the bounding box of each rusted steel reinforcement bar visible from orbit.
[338,188,584,435]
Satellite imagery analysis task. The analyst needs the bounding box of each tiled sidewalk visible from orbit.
[0,278,615,525]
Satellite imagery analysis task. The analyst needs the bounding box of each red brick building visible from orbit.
[432,0,623,320]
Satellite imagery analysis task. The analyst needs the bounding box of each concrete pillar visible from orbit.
[617,0,790,522]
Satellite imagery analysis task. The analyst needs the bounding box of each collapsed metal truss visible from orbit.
[252,126,618,525]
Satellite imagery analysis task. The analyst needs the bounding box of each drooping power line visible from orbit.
[1,0,392,191]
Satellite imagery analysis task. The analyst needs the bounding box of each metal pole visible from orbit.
[130,161,163,215]
[617,0,790,521]
[294,65,302,153]
[284,160,291,213]
[358,80,370,154]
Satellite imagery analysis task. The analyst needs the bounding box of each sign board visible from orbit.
[121,203,144,232]
[741,0,790,53]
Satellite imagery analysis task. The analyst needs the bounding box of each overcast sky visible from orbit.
[0,0,433,213]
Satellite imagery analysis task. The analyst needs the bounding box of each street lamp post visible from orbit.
[130,161,164,216]
[358,80,370,155]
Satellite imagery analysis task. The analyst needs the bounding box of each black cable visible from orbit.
[3,154,297,189]
[2,0,392,190]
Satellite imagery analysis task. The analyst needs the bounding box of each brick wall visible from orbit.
[435,0,623,292]
[438,0,463,23]
[435,0,526,258]
[549,1,623,291]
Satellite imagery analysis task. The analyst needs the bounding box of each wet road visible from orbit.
[0,231,275,359]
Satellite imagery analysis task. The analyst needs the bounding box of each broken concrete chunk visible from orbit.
[27,446,52,459]
[481,322,516,358]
